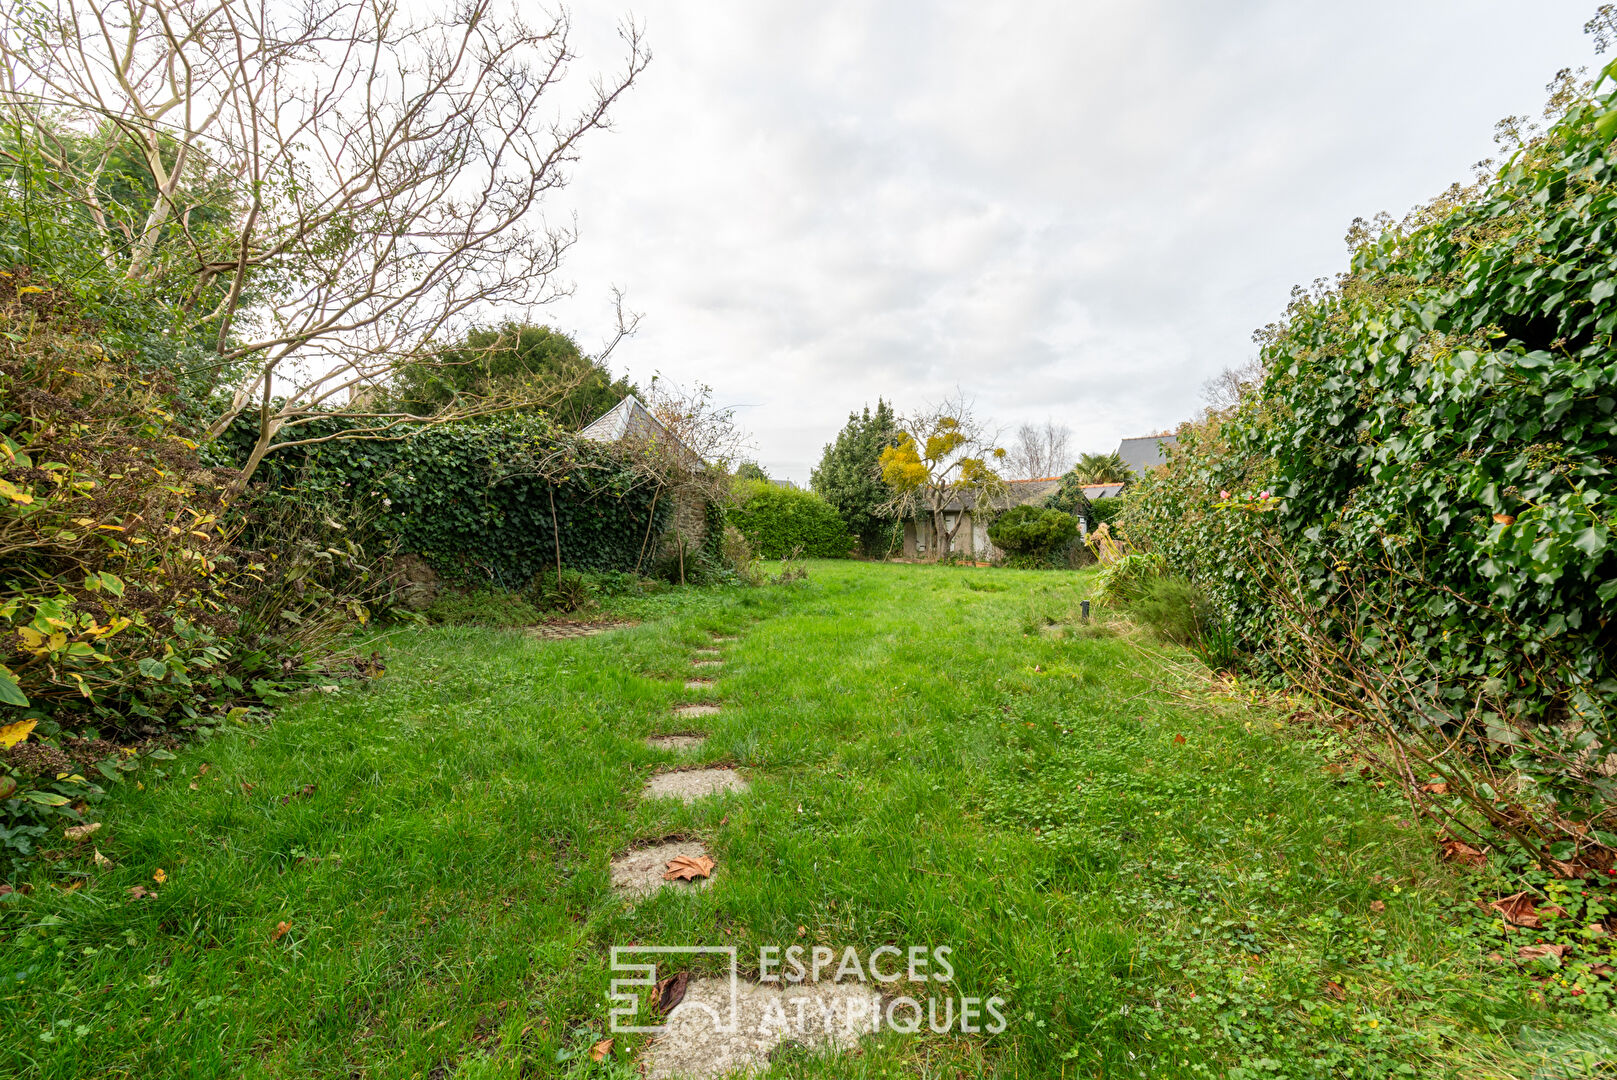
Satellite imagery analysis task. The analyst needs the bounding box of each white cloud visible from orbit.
[539,0,1597,481]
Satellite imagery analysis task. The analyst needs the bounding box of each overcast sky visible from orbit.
[540,1,1599,483]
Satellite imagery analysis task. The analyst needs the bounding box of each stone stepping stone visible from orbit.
[641,977,880,1079]
[694,648,722,657]
[646,733,707,751]
[685,678,714,689]
[672,703,721,718]
[610,839,715,899]
[643,767,748,803]
[692,660,722,669]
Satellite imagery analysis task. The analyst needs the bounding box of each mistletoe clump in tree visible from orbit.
[878,398,1006,559]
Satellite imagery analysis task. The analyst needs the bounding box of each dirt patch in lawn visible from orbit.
[673,703,721,718]
[640,977,880,1080]
[646,733,708,752]
[643,767,748,803]
[685,678,714,690]
[610,839,716,899]
[529,620,637,640]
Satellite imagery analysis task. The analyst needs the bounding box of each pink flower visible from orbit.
[1219,490,1230,500]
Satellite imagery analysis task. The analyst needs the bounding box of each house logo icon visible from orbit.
[608,946,739,1035]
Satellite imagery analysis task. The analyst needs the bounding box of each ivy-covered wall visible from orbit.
[217,415,670,587]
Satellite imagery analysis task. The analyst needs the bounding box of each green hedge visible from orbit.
[1119,71,1617,815]
[217,415,669,587]
[726,480,850,559]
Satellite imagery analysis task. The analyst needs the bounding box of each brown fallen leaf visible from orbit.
[653,970,691,1015]
[93,849,112,869]
[272,921,292,941]
[1173,734,1187,745]
[1517,943,1568,961]
[127,885,154,899]
[663,854,716,882]
[590,1037,613,1062]
[1418,782,1449,795]
[1590,963,1614,977]
[796,925,806,938]
[198,763,211,776]
[1370,900,1386,913]
[63,822,101,842]
[1540,903,1569,921]
[1490,892,1542,928]
[0,884,12,898]
[1439,838,1488,868]
[1323,980,1346,1000]
[280,783,316,805]
[1493,513,1516,526]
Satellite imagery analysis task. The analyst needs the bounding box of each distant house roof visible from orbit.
[579,394,666,444]
[937,477,1062,513]
[1080,482,1125,499]
[1116,433,1177,475]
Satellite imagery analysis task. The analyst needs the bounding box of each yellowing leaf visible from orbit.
[153,868,167,885]
[0,478,33,504]
[16,285,44,295]
[0,719,37,748]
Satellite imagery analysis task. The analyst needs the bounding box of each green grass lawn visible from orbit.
[0,561,1597,1078]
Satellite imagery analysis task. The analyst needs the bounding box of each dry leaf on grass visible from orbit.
[1323,980,1346,1000]
[1369,900,1385,913]
[127,885,154,899]
[1490,892,1544,928]
[1517,943,1568,961]
[1173,734,1187,745]
[63,822,100,842]
[271,921,292,941]
[1439,838,1488,867]
[653,971,690,1015]
[92,849,111,868]
[590,1037,613,1062]
[1418,781,1449,795]
[663,854,716,882]
[153,868,167,885]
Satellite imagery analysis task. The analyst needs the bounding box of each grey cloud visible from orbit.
[540,0,1595,481]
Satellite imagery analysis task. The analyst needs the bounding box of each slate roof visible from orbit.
[1116,433,1177,475]
[579,394,666,444]
[939,477,1062,512]
[1080,482,1126,499]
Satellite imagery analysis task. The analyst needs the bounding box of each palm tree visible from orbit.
[1070,452,1129,484]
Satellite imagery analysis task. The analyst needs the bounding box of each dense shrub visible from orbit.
[726,480,850,559]
[218,414,671,588]
[0,274,376,873]
[1088,496,1122,528]
[988,505,1079,558]
[1120,69,1617,859]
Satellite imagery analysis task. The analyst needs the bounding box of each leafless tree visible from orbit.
[0,0,649,485]
[1200,359,1265,413]
[1004,419,1073,480]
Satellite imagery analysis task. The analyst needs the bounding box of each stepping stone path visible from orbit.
[642,767,748,803]
[610,839,716,899]
[642,978,881,1080]
[645,733,707,751]
[607,631,873,1077]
